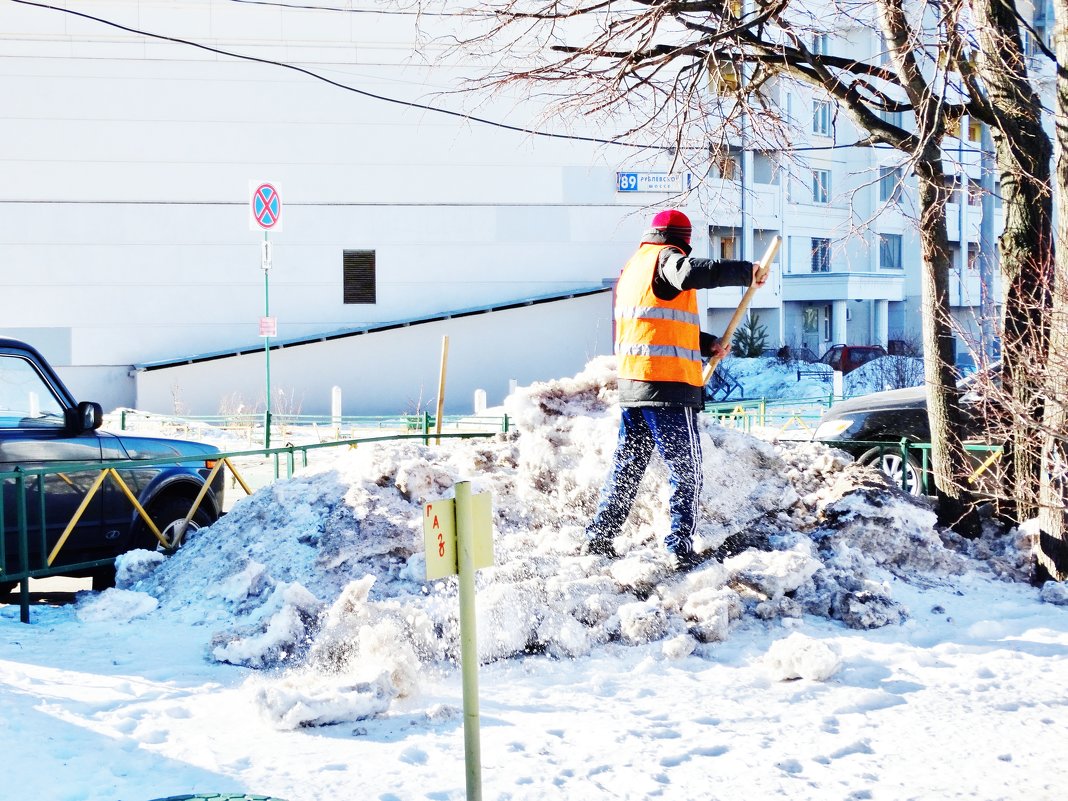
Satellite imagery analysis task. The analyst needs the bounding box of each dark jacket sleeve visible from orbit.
[653,249,753,299]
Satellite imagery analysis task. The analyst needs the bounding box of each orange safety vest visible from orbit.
[614,243,703,387]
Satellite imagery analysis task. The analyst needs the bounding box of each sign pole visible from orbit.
[454,480,483,801]
[423,485,493,801]
[263,231,272,449]
[250,180,281,449]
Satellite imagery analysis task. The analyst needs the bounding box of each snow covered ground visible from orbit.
[3,357,1066,801]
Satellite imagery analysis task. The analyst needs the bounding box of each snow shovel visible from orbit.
[702,235,782,385]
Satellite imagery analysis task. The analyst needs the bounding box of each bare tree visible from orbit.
[964,0,1054,523]
[429,0,983,529]
[1040,0,1068,580]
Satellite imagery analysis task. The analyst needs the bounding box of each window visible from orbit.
[812,169,831,203]
[877,33,892,65]
[880,109,903,127]
[943,177,981,206]
[879,233,903,269]
[0,355,65,430]
[812,33,830,55]
[811,237,831,272]
[812,100,832,136]
[719,236,737,260]
[708,60,740,94]
[943,176,961,204]
[952,245,980,272]
[879,167,903,203]
[343,250,377,304]
[1022,29,1038,58]
[947,118,982,142]
[713,152,738,180]
[753,151,780,185]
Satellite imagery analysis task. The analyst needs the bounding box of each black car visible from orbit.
[812,370,1000,495]
[1,338,225,591]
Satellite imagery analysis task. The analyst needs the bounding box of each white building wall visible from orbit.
[0,0,670,411]
[135,291,613,417]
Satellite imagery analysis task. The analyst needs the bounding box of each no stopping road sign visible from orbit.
[250,181,282,232]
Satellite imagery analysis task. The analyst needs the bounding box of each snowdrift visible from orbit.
[97,356,1029,728]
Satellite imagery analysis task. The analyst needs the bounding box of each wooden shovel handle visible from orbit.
[702,235,782,384]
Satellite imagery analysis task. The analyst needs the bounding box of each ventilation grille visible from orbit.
[343,250,376,304]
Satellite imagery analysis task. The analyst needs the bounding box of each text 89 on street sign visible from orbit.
[616,172,692,193]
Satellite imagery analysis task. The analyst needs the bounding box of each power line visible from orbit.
[11,0,654,150]
[226,0,473,16]
[8,0,921,157]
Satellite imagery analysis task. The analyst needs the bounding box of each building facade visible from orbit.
[1,1,1034,415]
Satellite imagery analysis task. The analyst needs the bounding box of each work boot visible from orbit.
[711,532,752,561]
[671,547,710,572]
[582,533,618,558]
[666,534,707,572]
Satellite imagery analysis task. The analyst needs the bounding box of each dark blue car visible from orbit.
[0,338,225,592]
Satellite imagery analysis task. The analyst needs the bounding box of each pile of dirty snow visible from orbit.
[95,356,1017,729]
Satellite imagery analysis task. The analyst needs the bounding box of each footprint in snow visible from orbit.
[399,746,428,765]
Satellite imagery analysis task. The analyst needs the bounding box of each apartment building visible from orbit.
[699,23,1025,367]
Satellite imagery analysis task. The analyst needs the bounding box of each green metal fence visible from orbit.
[810,438,1004,496]
[1,430,501,623]
[704,394,840,436]
[118,409,511,441]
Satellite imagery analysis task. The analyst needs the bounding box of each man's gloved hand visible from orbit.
[701,332,729,360]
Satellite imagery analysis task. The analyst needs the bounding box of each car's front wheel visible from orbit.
[859,446,925,496]
[135,497,216,553]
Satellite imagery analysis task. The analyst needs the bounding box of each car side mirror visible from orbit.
[65,401,103,434]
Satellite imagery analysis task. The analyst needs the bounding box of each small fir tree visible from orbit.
[732,313,768,358]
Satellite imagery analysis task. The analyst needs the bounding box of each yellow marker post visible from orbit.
[423,482,494,801]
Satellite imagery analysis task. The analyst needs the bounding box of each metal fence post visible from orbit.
[900,438,910,493]
[15,470,29,623]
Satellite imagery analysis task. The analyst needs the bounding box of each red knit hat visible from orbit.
[651,209,692,243]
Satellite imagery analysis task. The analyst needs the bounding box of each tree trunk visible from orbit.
[972,0,1055,523]
[877,0,977,532]
[1038,2,1068,581]
[914,154,976,530]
